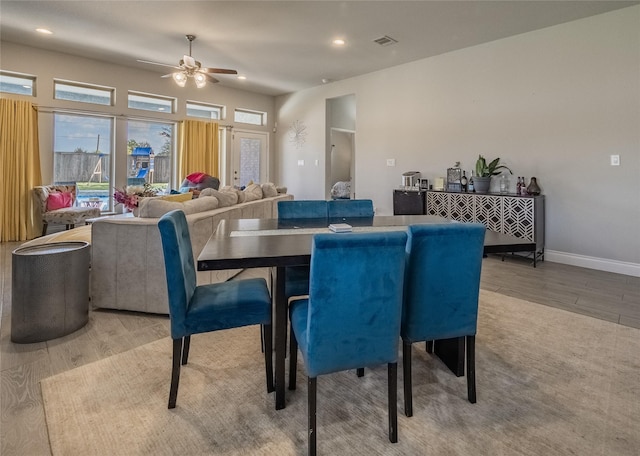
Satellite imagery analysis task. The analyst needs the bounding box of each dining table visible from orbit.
[197,214,536,410]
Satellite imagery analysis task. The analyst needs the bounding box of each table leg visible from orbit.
[274,266,287,410]
[433,337,465,377]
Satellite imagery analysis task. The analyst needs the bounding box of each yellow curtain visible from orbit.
[0,99,42,242]
[178,119,220,179]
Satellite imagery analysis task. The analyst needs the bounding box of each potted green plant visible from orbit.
[474,155,513,193]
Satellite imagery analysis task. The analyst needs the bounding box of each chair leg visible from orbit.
[260,324,265,353]
[357,368,364,377]
[425,340,433,353]
[289,326,298,390]
[308,377,317,456]
[168,338,182,409]
[403,341,413,417]
[42,222,48,237]
[388,362,398,443]
[181,335,191,365]
[263,324,274,393]
[466,335,477,404]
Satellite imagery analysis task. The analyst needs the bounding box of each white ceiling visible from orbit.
[1,1,637,96]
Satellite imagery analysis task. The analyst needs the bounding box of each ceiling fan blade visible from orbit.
[204,74,220,83]
[202,67,238,75]
[137,59,181,70]
[160,73,175,78]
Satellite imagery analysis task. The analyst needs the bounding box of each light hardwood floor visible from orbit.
[1,240,638,455]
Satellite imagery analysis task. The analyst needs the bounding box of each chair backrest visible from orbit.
[304,231,408,377]
[158,210,197,338]
[327,199,374,218]
[33,185,78,214]
[277,200,328,219]
[402,223,486,343]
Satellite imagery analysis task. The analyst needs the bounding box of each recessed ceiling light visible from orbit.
[36,28,53,35]
[332,39,345,46]
[237,75,247,80]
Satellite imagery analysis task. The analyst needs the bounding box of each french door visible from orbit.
[231,130,268,188]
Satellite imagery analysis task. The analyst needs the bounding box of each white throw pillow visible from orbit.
[244,183,263,201]
[261,182,278,198]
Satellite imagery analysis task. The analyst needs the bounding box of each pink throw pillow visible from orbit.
[47,192,73,211]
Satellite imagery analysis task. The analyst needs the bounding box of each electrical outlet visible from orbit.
[314,159,319,166]
[386,159,396,167]
[610,155,620,166]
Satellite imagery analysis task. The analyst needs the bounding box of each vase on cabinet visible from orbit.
[526,177,541,196]
[474,176,492,193]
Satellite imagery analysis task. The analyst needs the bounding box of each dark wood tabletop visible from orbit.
[197,215,536,271]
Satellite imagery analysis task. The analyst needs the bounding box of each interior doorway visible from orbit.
[326,94,356,199]
[329,128,355,199]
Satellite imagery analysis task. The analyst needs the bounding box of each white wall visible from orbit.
[276,6,640,274]
[1,42,276,188]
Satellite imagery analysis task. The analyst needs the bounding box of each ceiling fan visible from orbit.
[137,34,237,88]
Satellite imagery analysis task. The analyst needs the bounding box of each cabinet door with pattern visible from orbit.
[449,193,475,223]
[426,192,449,218]
[474,194,502,233]
[502,197,535,241]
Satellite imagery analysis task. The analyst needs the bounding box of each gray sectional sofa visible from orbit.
[90,189,293,314]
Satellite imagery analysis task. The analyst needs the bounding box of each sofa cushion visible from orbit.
[200,188,237,207]
[182,196,219,214]
[220,186,246,204]
[138,198,184,218]
[261,182,278,198]
[244,183,263,202]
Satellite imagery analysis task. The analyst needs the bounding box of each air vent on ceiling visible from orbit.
[373,35,398,47]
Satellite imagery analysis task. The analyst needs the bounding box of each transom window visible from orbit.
[234,108,266,126]
[54,80,114,106]
[186,101,224,120]
[0,71,36,96]
[128,91,175,113]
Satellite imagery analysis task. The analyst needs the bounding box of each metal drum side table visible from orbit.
[11,241,90,343]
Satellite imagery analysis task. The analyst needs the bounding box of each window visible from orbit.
[0,71,36,96]
[128,91,175,113]
[186,101,224,120]
[54,80,114,106]
[53,113,114,211]
[234,108,266,126]
[127,120,175,193]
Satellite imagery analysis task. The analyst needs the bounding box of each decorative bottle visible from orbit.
[526,177,541,196]
[468,171,475,193]
[516,177,522,196]
[460,171,468,192]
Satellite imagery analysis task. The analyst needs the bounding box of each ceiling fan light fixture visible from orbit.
[172,72,187,87]
[194,73,207,88]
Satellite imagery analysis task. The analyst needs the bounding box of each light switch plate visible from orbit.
[610,155,620,166]
[387,159,396,167]
[297,159,305,166]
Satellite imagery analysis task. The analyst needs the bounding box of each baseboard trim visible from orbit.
[545,250,640,277]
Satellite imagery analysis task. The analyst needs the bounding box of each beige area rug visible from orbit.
[41,290,640,456]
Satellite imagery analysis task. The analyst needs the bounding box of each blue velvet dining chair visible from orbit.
[288,231,408,456]
[327,199,374,219]
[277,200,329,301]
[401,223,485,416]
[157,210,274,409]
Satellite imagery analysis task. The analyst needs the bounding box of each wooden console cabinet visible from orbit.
[425,191,545,264]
